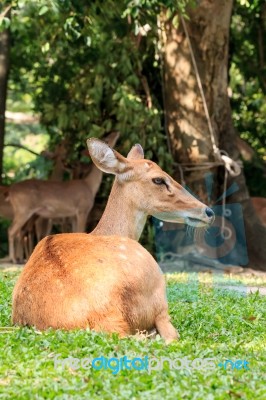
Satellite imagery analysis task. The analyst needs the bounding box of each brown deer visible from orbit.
[8,132,119,263]
[0,142,69,262]
[12,138,214,343]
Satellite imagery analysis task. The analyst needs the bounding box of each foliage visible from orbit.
[0,270,265,398]
[4,123,50,183]
[6,0,174,171]
[230,0,266,158]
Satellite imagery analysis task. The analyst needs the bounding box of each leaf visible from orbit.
[0,17,11,31]
[172,15,179,29]
[85,36,91,47]
[39,6,49,16]
[41,42,50,53]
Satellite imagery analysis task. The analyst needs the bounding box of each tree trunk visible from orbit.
[162,0,266,270]
[0,7,11,184]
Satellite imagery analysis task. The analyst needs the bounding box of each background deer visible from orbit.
[12,138,214,343]
[0,142,69,262]
[8,132,119,263]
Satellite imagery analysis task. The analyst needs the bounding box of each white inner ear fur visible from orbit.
[117,170,135,182]
[99,147,118,168]
[90,142,118,168]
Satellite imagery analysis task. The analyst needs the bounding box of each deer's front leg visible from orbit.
[155,310,180,344]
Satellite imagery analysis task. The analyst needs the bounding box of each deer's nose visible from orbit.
[205,207,214,218]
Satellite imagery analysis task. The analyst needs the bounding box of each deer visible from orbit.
[12,138,214,343]
[0,142,70,262]
[8,132,119,263]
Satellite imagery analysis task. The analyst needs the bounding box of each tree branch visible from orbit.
[4,143,42,157]
[140,75,153,109]
[0,5,12,20]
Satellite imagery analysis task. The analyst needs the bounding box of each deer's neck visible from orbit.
[49,160,65,182]
[83,165,104,198]
[91,180,147,241]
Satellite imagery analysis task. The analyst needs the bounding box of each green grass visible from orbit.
[0,269,265,399]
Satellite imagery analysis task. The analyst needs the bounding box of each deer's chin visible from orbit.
[185,217,211,228]
[152,211,210,226]
[152,212,184,224]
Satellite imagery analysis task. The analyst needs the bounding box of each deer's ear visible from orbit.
[87,138,129,175]
[127,144,144,160]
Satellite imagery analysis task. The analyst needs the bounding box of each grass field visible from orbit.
[0,267,265,399]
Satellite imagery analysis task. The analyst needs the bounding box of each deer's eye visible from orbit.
[152,177,166,185]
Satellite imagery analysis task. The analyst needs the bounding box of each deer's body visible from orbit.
[9,178,95,220]
[12,138,214,342]
[12,234,173,337]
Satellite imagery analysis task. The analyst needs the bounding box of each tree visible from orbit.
[0,4,11,184]
[162,0,266,270]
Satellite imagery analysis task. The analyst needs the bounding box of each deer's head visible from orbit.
[87,139,214,227]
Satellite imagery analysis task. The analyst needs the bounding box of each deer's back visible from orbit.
[9,179,93,216]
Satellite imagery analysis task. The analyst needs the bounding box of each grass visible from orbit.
[0,268,265,399]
